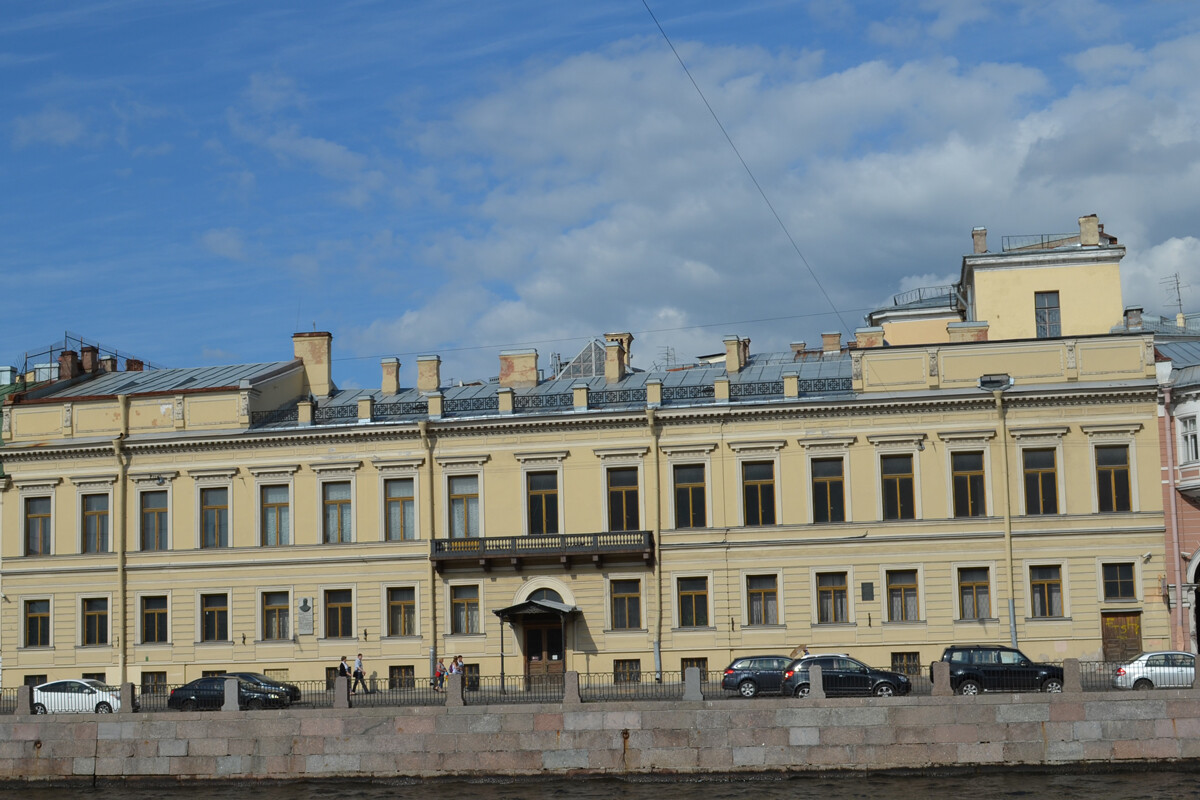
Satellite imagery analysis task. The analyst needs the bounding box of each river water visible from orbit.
[0,769,1192,799]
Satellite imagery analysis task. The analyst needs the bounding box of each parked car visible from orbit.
[1112,651,1195,690]
[33,678,132,714]
[721,655,793,697]
[222,672,303,703]
[781,654,912,698]
[932,644,1063,694]
[167,676,291,711]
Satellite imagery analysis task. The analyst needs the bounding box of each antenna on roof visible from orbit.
[1161,273,1188,315]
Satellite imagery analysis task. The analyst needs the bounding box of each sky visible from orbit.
[3,0,1200,389]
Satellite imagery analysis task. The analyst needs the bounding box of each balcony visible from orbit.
[430,531,654,571]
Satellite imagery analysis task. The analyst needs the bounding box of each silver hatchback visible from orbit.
[1112,651,1194,690]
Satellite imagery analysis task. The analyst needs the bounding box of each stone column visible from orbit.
[808,665,825,699]
[446,673,464,707]
[16,686,32,715]
[1063,658,1081,693]
[334,675,350,709]
[682,667,702,701]
[931,661,953,696]
[119,683,137,714]
[222,677,239,711]
[563,671,582,706]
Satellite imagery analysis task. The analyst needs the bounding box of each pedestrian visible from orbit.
[338,655,351,679]
[433,657,446,691]
[450,655,463,675]
[352,652,368,694]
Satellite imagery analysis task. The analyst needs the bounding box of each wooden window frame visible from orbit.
[387,587,416,637]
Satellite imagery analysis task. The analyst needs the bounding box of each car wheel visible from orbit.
[32,703,46,715]
[247,698,265,711]
[957,679,981,696]
[1133,679,1153,691]
[181,699,197,712]
[793,683,810,699]
[873,683,896,697]
[94,702,113,714]
[1041,678,1064,693]
[737,680,758,699]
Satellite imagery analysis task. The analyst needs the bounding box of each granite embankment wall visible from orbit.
[3,673,1200,781]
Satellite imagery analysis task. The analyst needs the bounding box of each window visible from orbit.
[746,575,778,625]
[677,577,709,628]
[607,468,639,531]
[449,476,479,538]
[23,675,47,687]
[261,485,290,546]
[24,600,50,647]
[886,570,919,622]
[673,464,706,528]
[389,665,415,689]
[450,585,479,634]
[891,652,922,676]
[1183,417,1199,463]
[24,496,51,555]
[614,659,641,684]
[1030,566,1063,617]
[1096,445,1131,512]
[140,491,168,551]
[1035,291,1061,338]
[262,591,290,640]
[958,567,990,619]
[141,672,167,695]
[387,587,416,636]
[384,479,415,541]
[325,589,353,638]
[200,488,229,548]
[742,462,775,526]
[527,472,558,535]
[1103,563,1135,600]
[817,572,848,624]
[880,455,914,520]
[1023,449,1058,514]
[200,594,228,641]
[81,494,109,553]
[811,458,845,523]
[951,452,986,518]
[141,596,168,643]
[83,598,108,645]
[610,579,641,630]
[681,657,708,682]
[322,482,353,543]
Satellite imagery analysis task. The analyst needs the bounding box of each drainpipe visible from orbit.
[1164,387,1186,649]
[647,408,663,681]
[420,420,438,679]
[113,395,130,684]
[993,389,1019,649]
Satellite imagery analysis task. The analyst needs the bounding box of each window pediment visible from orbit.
[659,443,717,457]
[593,447,649,462]
[1081,423,1142,439]
[187,468,239,483]
[311,460,363,476]
[514,450,569,466]
[130,471,178,486]
[1009,426,1069,442]
[373,457,425,474]
[936,429,997,445]
[797,436,856,452]
[13,477,62,492]
[866,434,926,448]
[435,454,490,468]
[248,464,301,478]
[69,474,118,489]
[726,440,786,455]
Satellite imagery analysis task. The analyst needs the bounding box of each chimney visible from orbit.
[1124,306,1143,331]
[604,339,626,384]
[740,338,751,367]
[723,336,742,374]
[100,356,118,373]
[81,346,98,373]
[604,332,634,369]
[821,332,841,354]
[854,327,884,348]
[972,227,987,254]
[1079,214,1100,246]
[125,358,144,372]
[58,350,81,380]
[292,332,334,397]
[790,342,806,361]
[381,358,400,395]
[499,349,539,388]
[417,356,441,393]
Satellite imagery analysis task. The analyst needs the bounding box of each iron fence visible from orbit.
[0,688,18,715]
[463,675,565,705]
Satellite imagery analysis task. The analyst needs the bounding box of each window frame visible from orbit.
[374,458,423,543]
[949,450,987,519]
[672,463,708,530]
[1081,425,1140,514]
[23,596,52,649]
[867,435,923,522]
[526,470,560,535]
[198,591,231,643]
[810,457,847,524]
[798,436,856,524]
[814,570,850,625]
[79,492,110,554]
[323,587,355,639]
[199,486,230,549]
[1028,563,1066,619]
[1021,446,1061,515]
[1094,444,1131,513]
[593,447,647,532]
[673,573,713,629]
[321,481,354,544]
[1034,290,1061,338]
[23,494,53,557]
[606,466,641,532]
[312,461,363,545]
[448,582,482,636]
[1100,561,1137,602]
[955,565,992,620]
[384,477,418,541]
[879,453,916,521]
[741,460,777,527]
[187,468,236,550]
[607,576,643,631]
[447,474,482,539]
[80,595,111,647]
[260,589,291,641]
[138,593,170,645]
[1182,416,1199,464]
[662,443,716,531]
[883,567,923,623]
[248,465,298,547]
[384,585,418,637]
[138,487,170,552]
[743,571,782,627]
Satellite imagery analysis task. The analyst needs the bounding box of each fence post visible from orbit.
[222,677,239,711]
[17,685,32,715]
[808,665,825,699]
[563,671,582,705]
[334,675,350,709]
[931,662,953,697]
[1063,658,1081,693]
[446,673,464,707]
[119,682,136,713]
[683,667,702,701]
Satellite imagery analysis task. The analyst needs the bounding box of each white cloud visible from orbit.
[12,108,85,148]
[201,228,247,261]
[1120,237,1200,317]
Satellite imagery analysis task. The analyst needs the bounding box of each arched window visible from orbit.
[528,588,563,604]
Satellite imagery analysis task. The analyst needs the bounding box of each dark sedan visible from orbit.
[223,672,303,703]
[781,654,912,698]
[167,676,291,711]
[721,655,792,698]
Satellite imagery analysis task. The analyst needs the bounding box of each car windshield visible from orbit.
[82,679,114,690]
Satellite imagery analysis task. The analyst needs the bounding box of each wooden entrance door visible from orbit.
[524,623,565,679]
[1101,612,1142,661]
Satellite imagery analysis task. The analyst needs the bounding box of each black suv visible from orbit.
[933,644,1064,694]
[721,655,792,697]
[780,654,912,698]
[167,676,292,711]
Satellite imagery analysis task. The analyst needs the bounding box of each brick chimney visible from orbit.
[723,336,742,374]
[821,332,841,354]
[1123,306,1143,331]
[58,350,81,380]
[972,226,987,254]
[499,349,539,389]
[292,332,334,397]
[417,356,441,393]
[100,356,118,373]
[81,346,98,373]
[1079,214,1100,246]
[125,358,144,372]
[854,327,884,349]
[381,358,400,395]
[604,332,633,369]
[604,339,626,384]
[790,342,806,361]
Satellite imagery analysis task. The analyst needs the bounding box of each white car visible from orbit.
[1112,651,1195,690]
[32,678,125,714]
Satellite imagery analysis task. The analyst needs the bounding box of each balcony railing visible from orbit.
[431,531,653,570]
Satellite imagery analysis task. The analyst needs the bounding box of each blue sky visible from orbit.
[3,1,1200,388]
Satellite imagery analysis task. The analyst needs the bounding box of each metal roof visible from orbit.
[1158,341,1200,369]
[48,362,295,398]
